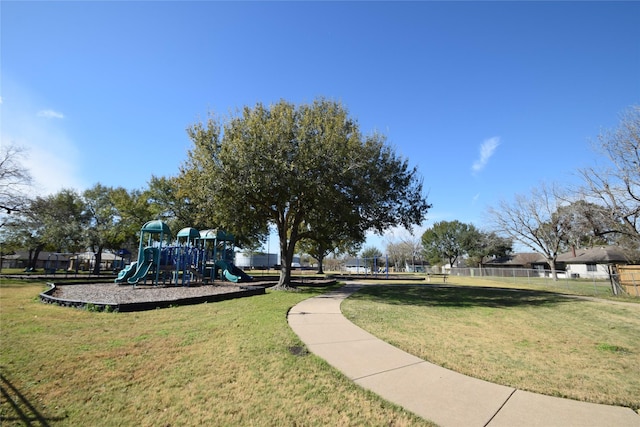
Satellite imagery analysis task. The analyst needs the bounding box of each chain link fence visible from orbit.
[449,267,640,298]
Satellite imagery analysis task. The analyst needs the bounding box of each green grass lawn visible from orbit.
[0,281,432,427]
[4,276,638,426]
[341,282,640,411]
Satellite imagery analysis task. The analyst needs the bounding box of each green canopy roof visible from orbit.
[199,229,234,242]
[177,227,200,240]
[141,220,171,235]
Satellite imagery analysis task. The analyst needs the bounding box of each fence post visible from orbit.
[386,255,389,279]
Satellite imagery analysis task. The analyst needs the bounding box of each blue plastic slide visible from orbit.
[215,260,252,283]
[127,259,153,284]
[115,261,138,283]
[127,247,158,285]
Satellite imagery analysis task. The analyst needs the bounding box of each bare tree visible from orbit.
[402,236,423,272]
[577,105,640,244]
[385,239,405,272]
[0,144,32,225]
[488,184,568,280]
[385,235,422,272]
[554,200,617,248]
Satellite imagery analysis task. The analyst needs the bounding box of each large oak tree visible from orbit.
[181,98,430,288]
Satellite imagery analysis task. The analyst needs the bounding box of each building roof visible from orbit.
[556,246,630,264]
[486,246,631,267]
[485,252,544,267]
[4,251,125,262]
[4,251,73,261]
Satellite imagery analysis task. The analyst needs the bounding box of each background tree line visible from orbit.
[1,103,637,283]
[0,180,185,274]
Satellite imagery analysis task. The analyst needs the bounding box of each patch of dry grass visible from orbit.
[342,284,640,410]
[0,281,433,426]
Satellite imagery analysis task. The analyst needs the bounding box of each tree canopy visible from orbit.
[181,98,430,288]
[421,220,481,267]
[465,231,513,268]
[296,214,364,275]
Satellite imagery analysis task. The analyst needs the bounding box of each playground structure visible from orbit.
[115,220,252,286]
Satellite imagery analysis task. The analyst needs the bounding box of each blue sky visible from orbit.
[2,1,639,253]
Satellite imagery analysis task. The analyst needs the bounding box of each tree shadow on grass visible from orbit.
[354,285,574,309]
[0,367,66,426]
[296,282,343,296]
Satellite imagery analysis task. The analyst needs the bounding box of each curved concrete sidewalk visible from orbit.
[287,284,640,427]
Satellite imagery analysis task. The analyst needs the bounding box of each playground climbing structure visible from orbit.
[115,220,252,286]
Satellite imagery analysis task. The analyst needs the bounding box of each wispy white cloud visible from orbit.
[4,123,83,195]
[1,82,84,195]
[37,109,65,119]
[472,136,500,173]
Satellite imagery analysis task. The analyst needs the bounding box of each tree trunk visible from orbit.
[316,254,325,275]
[28,245,44,271]
[27,249,34,271]
[448,255,458,270]
[277,263,292,289]
[548,257,558,281]
[273,229,297,290]
[92,246,103,275]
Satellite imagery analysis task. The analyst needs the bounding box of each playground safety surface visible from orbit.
[54,283,264,303]
[38,277,337,311]
[41,282,270,312]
